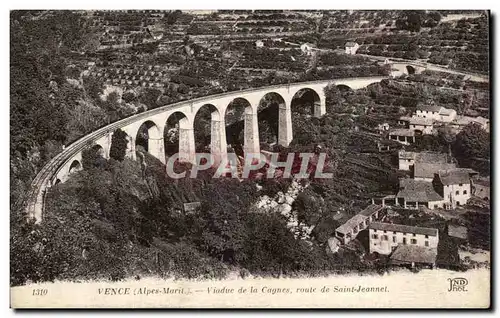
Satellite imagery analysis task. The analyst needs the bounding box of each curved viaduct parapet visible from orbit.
[24,76,387,223]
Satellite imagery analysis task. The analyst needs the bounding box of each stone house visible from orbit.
[389,129,415,145]
[334,205,385,245]
[345,41,360,55]
[433,168,475,207]
[408,117,434,135]
[413,162,456,182]
[395,178,445,209]
[369,222,439,255]
[397,150,449,171]
[414,105,457,123]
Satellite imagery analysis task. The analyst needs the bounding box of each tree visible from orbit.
[452,123,490,170]
[395,11,423,32]
[109,129,129,161]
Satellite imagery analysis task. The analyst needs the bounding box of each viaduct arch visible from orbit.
[25,76,387,223]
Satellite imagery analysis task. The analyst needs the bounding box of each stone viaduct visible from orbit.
[25,76,387,223]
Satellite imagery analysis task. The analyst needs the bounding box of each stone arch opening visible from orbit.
[291,88,321,116]
[69,160,82,174]
[225,97,254,157]
[336,84,353,92]
[135,120,161,152]
[193,104,221,153]
[91,144,104,157]
[406,65,416,75]
[164,111,191,160]
[257,92,285,147]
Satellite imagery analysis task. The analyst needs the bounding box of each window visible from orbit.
[447,185,450,187]
[407,159,411,162]
[425,235,429,239]
[372,234,378,239]
[413,233,416,237]
[373,230,377,233]
[403,238,407,245]
[455,190,459,195]
[382,235,388,241]
[463,190,467,195]
[456,201,460,206]
[411,239,417,245]
[384,230,387,233]
[459,183,463,187]
[434,204,438,209]
[393,231,397,234]
[393,236,396,243]
[425,241,429,247]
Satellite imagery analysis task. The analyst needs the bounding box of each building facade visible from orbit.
[345,42,360,55]
[433,169,473,207]
[369,222,439,255]
[335,205,384,245]
[389,129,415,145]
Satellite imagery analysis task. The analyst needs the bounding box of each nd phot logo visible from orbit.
[447,277,468,292]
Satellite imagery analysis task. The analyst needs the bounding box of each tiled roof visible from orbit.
[415,152,448,164]
[417,105,443,113]
[448,225,468,240]
[409,117,434,126]
[414,162,456,179]
[397,178,444,202]
[439,108,456,116]
[399,150,416,160]
[389,129,415,137]
[454,115,489,127]
[336,214,367,234]
[345,41,358,47]
[437,168,472,185]
[370,222,438,236]
[358,204,384,217]
[390,245,438,264]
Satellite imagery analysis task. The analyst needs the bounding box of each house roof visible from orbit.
[448,225,468,240]
[409,117,434,126]
[454,115,489,127]
[417,105,443,113]
[397,178,443,202]
[345,42,358,47]
[414,162,456,179]
[370,222,438,236]
[415,152,448,164]
[390,245,438,264]
[335,214,367,234]
[437,168,472,185]
[389,129,415,137]
[439,108,456,116]
[399,150,416,160]
[358,204,384,217]
[398,116,412,122]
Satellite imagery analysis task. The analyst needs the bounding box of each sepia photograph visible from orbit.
[9,7,491,308]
